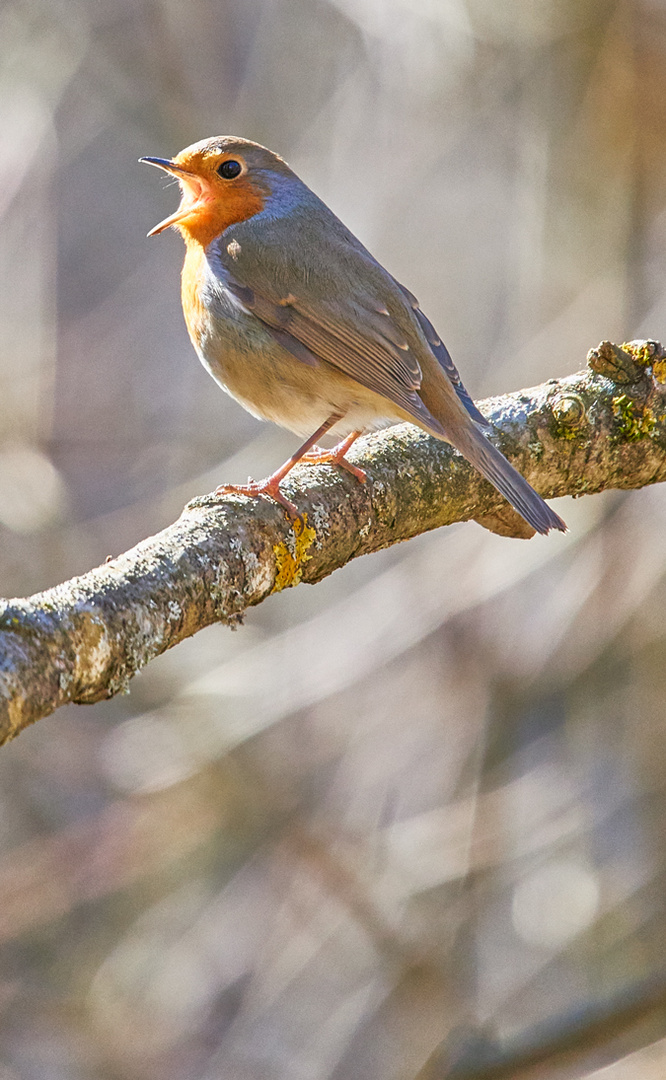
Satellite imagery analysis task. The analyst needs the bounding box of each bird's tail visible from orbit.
[451,421,566,535]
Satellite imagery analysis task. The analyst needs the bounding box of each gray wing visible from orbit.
[394,281,491,429]
[218,227,447,436]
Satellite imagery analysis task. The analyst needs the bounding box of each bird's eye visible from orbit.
[217,159,242,179]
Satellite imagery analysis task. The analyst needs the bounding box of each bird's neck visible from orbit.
[178,179,266,345]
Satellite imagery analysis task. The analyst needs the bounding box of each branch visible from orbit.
[1,339,665,742]
[418,972,666,1079]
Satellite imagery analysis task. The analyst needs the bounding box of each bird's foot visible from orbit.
[215,477,299,519]
[214,430,364,521]
[300,433,366,483]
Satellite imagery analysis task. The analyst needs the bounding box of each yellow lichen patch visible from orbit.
[272,514,317,592]
[611,394,656,441]
[620,340,654,367]
[653,358,666,384]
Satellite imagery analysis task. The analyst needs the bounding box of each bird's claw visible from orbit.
[214,479,300,520]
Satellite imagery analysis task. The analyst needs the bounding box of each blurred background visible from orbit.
[2,0,666,1077]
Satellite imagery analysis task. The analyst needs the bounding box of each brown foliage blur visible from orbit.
[1,0,666,1077]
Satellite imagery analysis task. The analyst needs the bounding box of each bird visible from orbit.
[140,136,566,536]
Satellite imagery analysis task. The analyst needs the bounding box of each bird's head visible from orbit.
[140,136,297,246]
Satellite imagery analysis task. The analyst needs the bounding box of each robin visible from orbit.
[141,137,565,535]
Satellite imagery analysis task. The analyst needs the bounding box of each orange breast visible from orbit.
[180,241,209,348]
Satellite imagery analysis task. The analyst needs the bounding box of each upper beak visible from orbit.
[139,156,205,236]
[139,156,189,174]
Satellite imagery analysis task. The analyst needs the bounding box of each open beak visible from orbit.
[139,156,209,236]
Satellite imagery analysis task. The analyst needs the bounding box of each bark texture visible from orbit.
[1,339,666,743]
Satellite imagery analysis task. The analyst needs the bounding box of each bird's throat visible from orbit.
[174,179,265,248]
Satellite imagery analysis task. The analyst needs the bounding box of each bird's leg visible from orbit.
[215,413,345,518]
[300,431,366,482]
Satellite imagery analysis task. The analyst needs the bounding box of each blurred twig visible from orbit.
[1,339,666,743]
[418,973,666,1080]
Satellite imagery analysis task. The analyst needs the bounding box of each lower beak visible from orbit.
[139,156,204,236]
